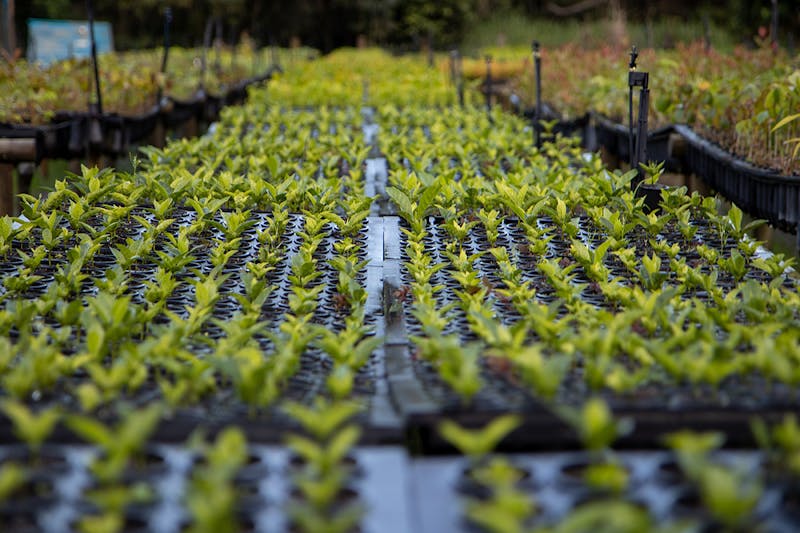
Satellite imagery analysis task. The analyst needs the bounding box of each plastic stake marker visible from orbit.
[86,0,103,115]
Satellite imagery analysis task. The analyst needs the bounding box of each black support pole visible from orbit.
[427,30,434,68]
[457,51,464,108]
[201,16,214,91]
[628,46,638,171]
[449,50,457,87]
[702,13,711,52]
[484,55,493,121]
[636,77,649,171]
[214,17,222,75]
[157,7,172,104]
[627,45,649,186]
[86,0,103,115]
[449,50,458,106]
[533,40,542,149]
[771,0,779,50]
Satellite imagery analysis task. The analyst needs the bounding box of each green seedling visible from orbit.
[283,399,362,441]
[0,462,27,501]
[752,414,800,475]
[513,345,570,400]
[288,502,364,533]
[293,468,348,510]
[77,512,124,533]
[556,398,632,453]
[540,499,670,533]
[1,400,60,455]
[67,403,163,482]
[412,334,484,401]
[438,414,521,462]
[465,489,535,533]
[583,461,629,494]
[286,424,361,477]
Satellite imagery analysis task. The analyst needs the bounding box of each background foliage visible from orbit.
[6,1,800,54]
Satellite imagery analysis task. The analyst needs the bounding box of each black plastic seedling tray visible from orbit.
[381,209,800,448]
[0,116,87,162]
[0,444,411,533]
[411,450,799,533]
[1,71,278,164]
[405,408,797,455]
[1,99,800,532]
[0,206,400,440]
[588,114,800,234]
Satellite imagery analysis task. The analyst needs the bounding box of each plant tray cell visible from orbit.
[410,450,798,533]
[0,444,411,533]
[386,211,800,445]
[0,207,396,440]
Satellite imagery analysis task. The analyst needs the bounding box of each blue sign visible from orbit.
[27,18,114,65]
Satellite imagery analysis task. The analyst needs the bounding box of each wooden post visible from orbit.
[771,0,779,49]
[2,0,16,57]
[0,163,14,216]
[16,162,34,200]
[67,160,82,176]
[151,119,166,148]
[182,116,198,139]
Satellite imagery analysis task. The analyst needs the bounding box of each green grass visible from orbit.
[460,11,737,54]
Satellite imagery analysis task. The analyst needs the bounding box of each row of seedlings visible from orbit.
[0,80,385,530]
[379,103,800,530]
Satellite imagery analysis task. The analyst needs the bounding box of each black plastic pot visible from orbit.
[591,113,679,171]
[51,112,91,159]
[203,93,223,122]
[162,94,205,129]
[224,81,249,106]
[521,111,593,146]
[123,106,162,145]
